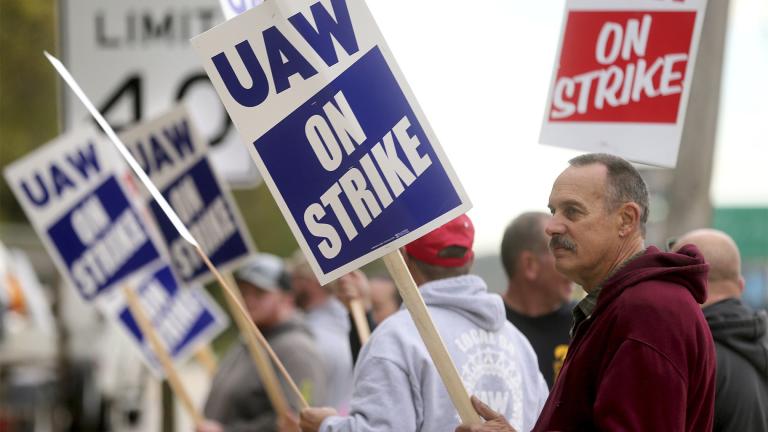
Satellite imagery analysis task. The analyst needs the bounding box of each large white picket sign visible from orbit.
[99,262,228,377]
[540,0,708,167]
[3,126,159,300]
[119,106,254,285]
[192,0,471,284]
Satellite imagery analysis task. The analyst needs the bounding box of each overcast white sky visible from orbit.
[366,0,768,255]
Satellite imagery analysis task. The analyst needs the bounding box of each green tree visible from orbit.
[0,1,59,223]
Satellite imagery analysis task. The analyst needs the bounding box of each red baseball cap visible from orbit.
[405,214,474,268]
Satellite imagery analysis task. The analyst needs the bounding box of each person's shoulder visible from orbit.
[609,278,709,345]
[270,320,317,352]
[616,277,700,314]
[360,310,419,359]
[369,310,416,345]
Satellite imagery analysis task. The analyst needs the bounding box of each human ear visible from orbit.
[521,251,539,280]
[618,202,641,237]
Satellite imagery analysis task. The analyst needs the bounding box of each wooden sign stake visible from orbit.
[122,285,205,427]
[222,271,291,416]
[194,345,218,377]
[349,299,371,344]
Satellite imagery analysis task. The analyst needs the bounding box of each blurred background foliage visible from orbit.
[0,1,59,223]
[0,2,297,258]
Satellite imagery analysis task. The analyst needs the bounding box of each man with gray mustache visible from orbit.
[457,153,716,432]
[548,235,576,253]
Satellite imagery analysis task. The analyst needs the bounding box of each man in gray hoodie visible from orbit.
[300,215,549,432]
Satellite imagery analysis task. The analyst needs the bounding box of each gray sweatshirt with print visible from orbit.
[320,275,549,432]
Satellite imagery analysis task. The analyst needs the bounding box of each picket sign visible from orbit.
[2,125,158,301]
[115,105,244,378]
[2,123,227,378]
[219,0,264,20]
[102,262,229,378]
[118,106,255,286]
[46,52,309,408]
[192,0,477,423]
[540,0,708,167]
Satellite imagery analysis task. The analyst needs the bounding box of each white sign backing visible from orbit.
[540,0,708,167]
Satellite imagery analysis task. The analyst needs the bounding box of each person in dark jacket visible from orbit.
[457,153,716,432]
[500,211,574,388]
[198,254,327,432]
[672,228,768,432]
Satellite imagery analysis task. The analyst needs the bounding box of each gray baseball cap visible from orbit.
[234,253,291,292]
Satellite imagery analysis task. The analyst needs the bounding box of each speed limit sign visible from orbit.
[59,0,261,187]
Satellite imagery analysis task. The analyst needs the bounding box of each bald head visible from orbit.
[673,229,744,305]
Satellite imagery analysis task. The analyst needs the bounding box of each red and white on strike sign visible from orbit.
[540,0,708,168]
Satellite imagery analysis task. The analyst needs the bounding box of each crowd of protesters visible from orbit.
[195,153,767,432]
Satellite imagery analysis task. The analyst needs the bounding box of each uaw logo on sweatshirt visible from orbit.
[454,329,524,427]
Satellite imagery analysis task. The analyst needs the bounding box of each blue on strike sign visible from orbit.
[119,106,254,285]
[5,126,229,377]
[111,263,228,377]
[3,126,163,300]
[47,177,161,298]
[192,0,471,283]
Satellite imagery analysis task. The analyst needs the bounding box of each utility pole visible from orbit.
[664,0,731,238]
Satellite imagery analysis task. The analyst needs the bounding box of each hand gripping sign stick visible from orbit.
[382,251,482,425]
[45,52,309,410]
[122,285,205,427]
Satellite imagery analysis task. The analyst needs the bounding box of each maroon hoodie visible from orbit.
[533,245,716,431]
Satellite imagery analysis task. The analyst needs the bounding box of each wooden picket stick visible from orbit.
[195,245,309,409]
[221,271,291,417]
[194,345,218,377]
[349,299,371,344]
[122,285,205,428]
[382,250,482,425]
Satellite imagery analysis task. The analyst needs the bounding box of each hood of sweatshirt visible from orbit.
[595,244,710,316]
[704,298,768,378]
[417,274,506,333]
